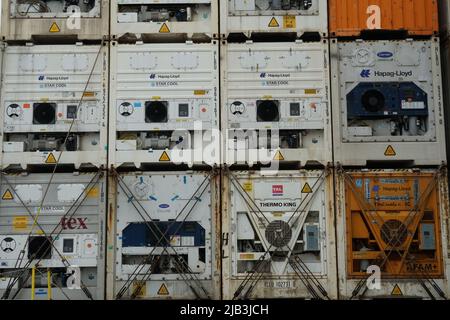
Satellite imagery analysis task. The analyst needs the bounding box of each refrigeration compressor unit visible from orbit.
[0,43,108,169]
[111,0,219,40]
[1,0,109,41]
[222,40,331,167]
[331,38,446,166]
[0,172,106,300]
[109,41,219,168]
[108,171,220,300]
[335,169,450,299]
[221,0,328,38]
[222,170,337,299]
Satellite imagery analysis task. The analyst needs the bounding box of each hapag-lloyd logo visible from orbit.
[150,74,181,79]
[260,73,291,78]
[374,70,413,77]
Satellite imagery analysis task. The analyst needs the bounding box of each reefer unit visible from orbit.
[222,170,337,299]
[0,43,109,170]
[109,41,220,169]
[106,171,221,300]
[329,0,439,37]
[335,169,450,299]
[1,0,109,42]
[220,0,328,38]
[331,38,446,166]
[440,39,450,165]
[0,171,106,300]
[222,40,332,167]
[110,0,219,40]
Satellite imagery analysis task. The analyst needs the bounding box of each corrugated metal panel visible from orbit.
[0,172,106,300]
[329,0,439,37]
[336,168,450,299]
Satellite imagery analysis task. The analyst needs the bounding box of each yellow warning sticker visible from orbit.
[384,145,397,157]
[268,17,280,28]
[283,16,297,29]
[302,182,313,194]
[159,151,171,162]
[243,182,253,192]
[194,90,207,96]
[391,284,403,296]
[45,153,57,164]
[157,283,169,296]
[273,151,285,161]
[305,89,317,95]
[49,22,61,33]
[132,281,146,297]
[159,23,170,33]
[86,187,99,198]
[13,217,28,230]
[2,189,14,200]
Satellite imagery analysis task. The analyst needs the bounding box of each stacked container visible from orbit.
[0,1,108,300]
[220,1,337,300]
[329,0,450,299]
[106,2,221,300]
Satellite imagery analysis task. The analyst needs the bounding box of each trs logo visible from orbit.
[150,74,156,79]
[260,73,267,78]
[360,69,371,78]
[38,75,45,81]
[272,185,284,196]
[60,218,88,230]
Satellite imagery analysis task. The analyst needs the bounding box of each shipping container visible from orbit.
[335,168,450,299]
[329,0,439,38]
[440,0,450,37]
[1,0,109,42]
[106,171,221,300]
[110,0,219,41]
[0,42,109,170]
[220,0,327,38]
[109,41,220,169]
[222,169,338,299]
[331,38,446,166]
[440,39,450,167]
[221,40,332,167]
[0,171,106,300]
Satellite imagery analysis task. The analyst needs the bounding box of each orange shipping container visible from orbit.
[329,0,439,37]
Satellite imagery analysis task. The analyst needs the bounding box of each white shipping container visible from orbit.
[106,171,221,300]
[220,0,327,38]
[109,41,220,168]
[222,170,338,299]
[221,40,332,167]
[440,38,450,165]
[0,171,106,300]
[1,0,109,41]
[331,38,446,166]
[0,42,109,170]
[110,0,219,40]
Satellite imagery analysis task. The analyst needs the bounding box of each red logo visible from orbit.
[61,218,88,230]
[272,185,284,196]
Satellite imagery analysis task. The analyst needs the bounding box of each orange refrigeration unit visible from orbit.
[329,0,439,37]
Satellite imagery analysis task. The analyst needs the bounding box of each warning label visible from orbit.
[384,145,396,157]
[49,22,61,33]
[2,189,14,200]
[157,283,169,295]
[159,23,170,33]
[302,183,313,194]
[283,16,296,29]
[159,151,171,162]
[391,284,403,296]
[45,153,57,164]
[273,151,285,161]
[268,17,280,28]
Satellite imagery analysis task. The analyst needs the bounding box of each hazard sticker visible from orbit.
[243,182,253,192]
[391,284,403,296]
[283,16,296,29]
[268,17,280,28]
[159,151,171,162]
[273,151,285,161]
[132,281,146,297]
[157,283,169,295]
[159,23,170,33]
[2,189,14,200]
[49,22,61,33]
[45,153,57,164]
[13,217,28,231]
[302,183,313,194]
[384,145,397,157]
